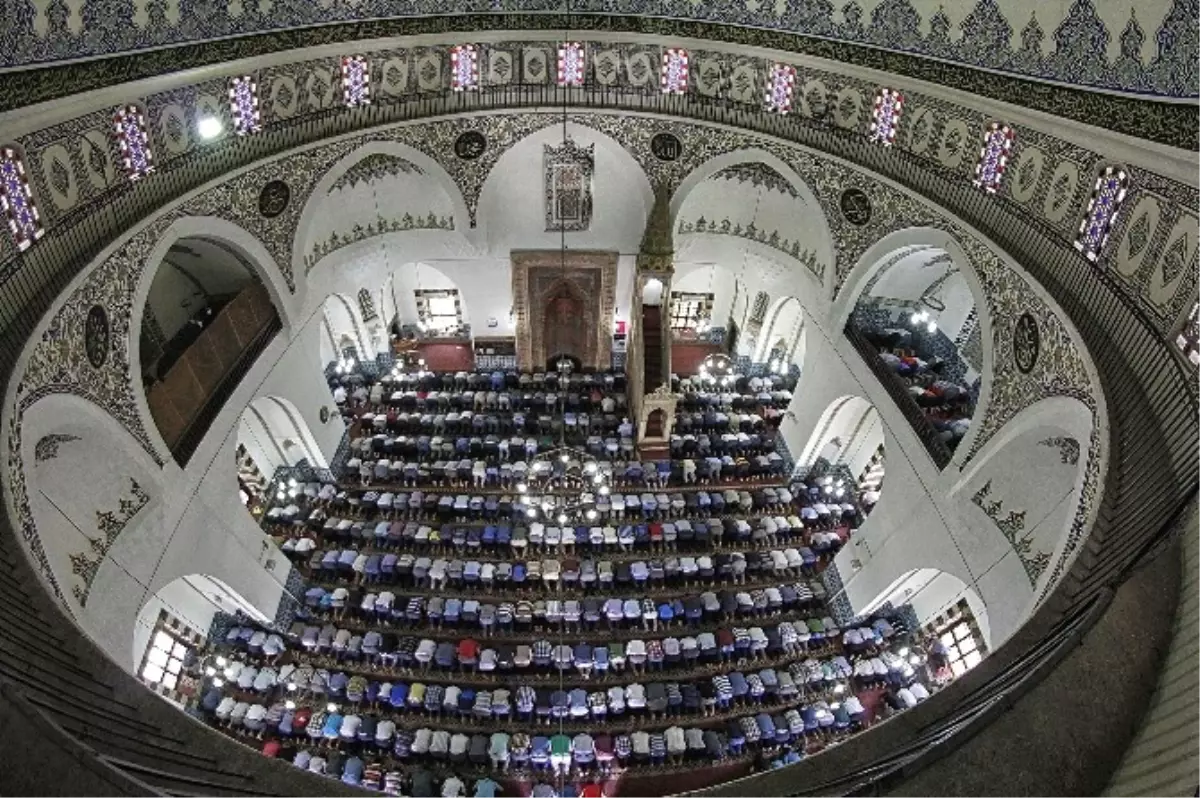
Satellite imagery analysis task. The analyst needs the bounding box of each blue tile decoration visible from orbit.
[821,561,855,626]
[271,564,306,632]
[0,0,1194,99]
[207,610,239,645]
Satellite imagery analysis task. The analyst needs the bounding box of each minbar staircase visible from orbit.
[637,304,671,461]
[642,305,664,393]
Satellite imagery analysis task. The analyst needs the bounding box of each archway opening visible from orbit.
[140,236,282,464]
[800,395,886,516]
[847,246,980,463]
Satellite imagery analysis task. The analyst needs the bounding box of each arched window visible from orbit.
[357,287,378,322]
[1074,165,1128,262]
[869,87,903,146]
[114,104,155,181]
[973,122,1014,193]
[0,145,44,250]
[749,291,770,325]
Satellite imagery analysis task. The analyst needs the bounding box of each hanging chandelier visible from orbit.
[516,443,611,524]
[698,351,736,387]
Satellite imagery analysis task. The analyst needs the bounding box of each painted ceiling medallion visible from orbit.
[650,132,682,161]
[454,131,488,160]
[84,304,110,370]
[839,188,872,226]
[258,180,290,218]
[1013,312,1040,374]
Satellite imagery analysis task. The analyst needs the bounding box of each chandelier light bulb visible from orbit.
[927,320,938,333]
[835,487,845,498]
[526,508,537,518]
[557,513,567,524]
[599,485,610,495]
[560,454,570,463]
[287,682,297,692]
[285,700,296,710]
[910,654,922,665]
[327,703,338,713]
[517,483,527,493]
[212,678,224,687]
[585,462,597,474]
[910,312,921,325]
[899,647,910,658]
[197,115,224,139]
[833,683,845,695]
[205,666,216,676]
[587,509,597,520]
[216,656,227,667]
[593,475,603,485]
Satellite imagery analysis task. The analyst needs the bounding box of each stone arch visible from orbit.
[948,396,1095,634]
[238,394,329,476]
[799,395,885,504]
[476,121,653,255]
[753,295,805,365]
[670,148,835,291]
[17,393,165,665]
[129,217,294,466]
[292,140,471,282]
[321,292,373,362]
[858,568,991,650]
[833,226,996,464]
[132,573,271,676]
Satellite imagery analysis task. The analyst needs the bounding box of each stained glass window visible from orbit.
[0,146,43,251]
[869,87,903,146]
[228,76,261,136]
[660,48,689,94]
[342,55,371,107]
[1074,166,1128,262]
[450,44,480,91]
[764,63,797,114]
[973,122,1014,193]
[1175,301,1199,366]
[557,42,585,87]
[113,105,154,181]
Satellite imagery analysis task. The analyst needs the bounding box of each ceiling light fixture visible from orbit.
[197,115,224,140]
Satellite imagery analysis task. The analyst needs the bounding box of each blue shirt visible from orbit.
[475,778,499,798]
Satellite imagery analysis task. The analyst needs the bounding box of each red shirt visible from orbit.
[262,740,281,758]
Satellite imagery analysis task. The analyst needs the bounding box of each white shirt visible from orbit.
[442,777,465,797]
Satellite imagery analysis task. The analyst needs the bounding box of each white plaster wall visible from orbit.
[476,123,654,257]
[673,263,738,326]
[147,263,207,341]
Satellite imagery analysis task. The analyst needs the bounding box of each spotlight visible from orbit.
[327,703,338,713]
[197,115,224,140]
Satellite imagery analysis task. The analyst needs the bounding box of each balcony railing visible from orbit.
[146,282,280,465]
[843,323,953,469]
